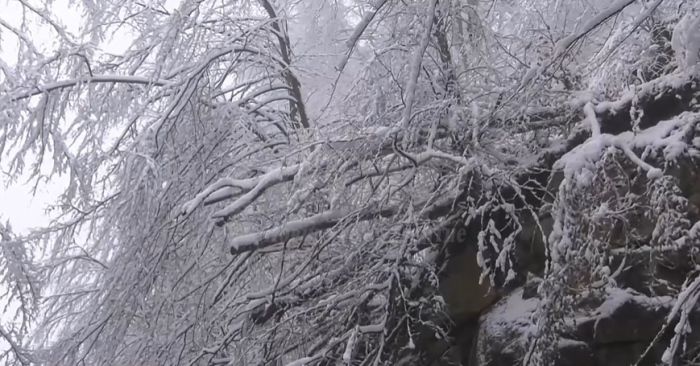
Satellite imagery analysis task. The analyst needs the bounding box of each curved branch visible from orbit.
[552,0,641,61]
[7,75,169,101]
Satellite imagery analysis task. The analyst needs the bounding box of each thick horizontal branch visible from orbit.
[229,205,398,255]
[227,187,467,256]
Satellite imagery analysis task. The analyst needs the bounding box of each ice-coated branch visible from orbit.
[16,0,76,46]
[0,325,31,365]
[654,274,700,364]
[345,147,472,187]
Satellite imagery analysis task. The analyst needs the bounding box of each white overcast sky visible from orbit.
[0,0,73,234]
[0,0,182,234]
[0,0,179,354]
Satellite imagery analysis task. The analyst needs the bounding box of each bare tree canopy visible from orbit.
[1,0,700,365]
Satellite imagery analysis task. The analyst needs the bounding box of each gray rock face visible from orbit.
[474,288,537,366]
[473,285,698,366]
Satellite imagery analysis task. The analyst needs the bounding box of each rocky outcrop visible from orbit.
[415,66,700,366]
[474,284,700,366]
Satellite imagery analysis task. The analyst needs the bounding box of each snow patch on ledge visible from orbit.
[588,287,674,320]
[481,288,539,339]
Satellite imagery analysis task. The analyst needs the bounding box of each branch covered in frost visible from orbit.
[6,75,169,101]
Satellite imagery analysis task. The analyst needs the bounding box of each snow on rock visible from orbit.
[555,110,700,185]
[475,284,699,366]
[616,112,700,161]
[554,134,611,184]
[480,288,538,342]
[475,288,538,366]
[589,287,673,320]
[572,287,674,345]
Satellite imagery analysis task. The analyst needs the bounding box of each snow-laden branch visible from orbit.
[226,185,468,256]
[613,138,663,178]
[317,279,392,309]
[583,102,601,137]
[182,125,462,219]
[211,165,300,223]
[181,165,300,218]
[229,205,398,254]
[7,75,170,101]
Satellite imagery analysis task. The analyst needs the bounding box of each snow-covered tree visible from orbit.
[2,0,700,365]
